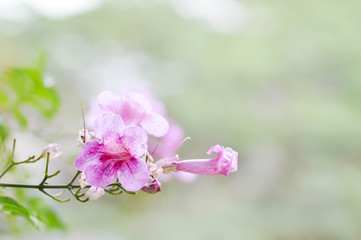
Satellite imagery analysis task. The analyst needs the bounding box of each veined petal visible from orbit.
[140,112,169,137]
[84,160,118,187]
[121,126,148,157]
[75,140,104,171]
[117,158,149,191]
[97,112,125,146]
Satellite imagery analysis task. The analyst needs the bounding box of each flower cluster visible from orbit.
[75,91,238,199]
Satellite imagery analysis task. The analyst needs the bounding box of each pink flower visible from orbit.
[88,91,169,137]
[75,112,150,192]
[141,179,161,194]
[135,91,198,183]
[172,145,238,176]
[148,120,184,159]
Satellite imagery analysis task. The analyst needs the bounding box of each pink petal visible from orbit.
[173,145,238,176]
[140,112,169,137]
[97,112,125,146]
[97,91,123,114]
[149,120,184,159]
[85,98,102,130]
[121,126,148,157]
[223,147,238,173]
[84,161,118,187]
[75,140,120,187]
[117,158,149,191]
[75,140,104,171]
[207,144,223,155]
[120,92,152,126]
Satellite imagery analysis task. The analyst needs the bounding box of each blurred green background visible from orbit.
[1,0,361,239]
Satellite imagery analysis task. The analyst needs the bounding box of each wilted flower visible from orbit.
[85,186,105,200]
[172,145,238,176]
[141,179,161,194]
[40,143,62,160]
[75,112,150,191]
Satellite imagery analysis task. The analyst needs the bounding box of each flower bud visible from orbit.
[40,143,62,160]
[77,129,96,147]
[141,179,161,194]
[78,172,89,188]
[85,186,105,200]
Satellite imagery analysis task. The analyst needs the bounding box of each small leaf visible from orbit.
[0,60,61,127]
[0,196,37,229]
[27,197,66,231]
[0,123,9,141]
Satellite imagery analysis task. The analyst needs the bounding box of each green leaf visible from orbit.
[0,196,37,229]
[0,60,61,128]
[27,197,66,231]
[0,123,9,141]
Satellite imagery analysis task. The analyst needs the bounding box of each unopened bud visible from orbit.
[78,172,89,188]
[85,187,105,200]
[77,129,96,147]
[141,179,161,194]
[40,143,62,160]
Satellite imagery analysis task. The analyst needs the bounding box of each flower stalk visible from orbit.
[0,140,135,202]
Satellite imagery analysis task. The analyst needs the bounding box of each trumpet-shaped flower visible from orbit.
[75,112,150,192]
[172,145,238,176]
[88,91,169,137]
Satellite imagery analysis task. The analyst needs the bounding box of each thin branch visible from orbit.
[0,162,14,180]
[67,170,81,187]
[0,139,16,179]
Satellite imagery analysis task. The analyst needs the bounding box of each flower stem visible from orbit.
[0,162,15,179]
[0,140,136,201]
[0,139,17,179]
[67,170,81,187]
[0,183,86,189]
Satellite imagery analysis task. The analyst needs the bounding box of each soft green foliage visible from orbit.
[27,197,66,231]
[0,196,37,228]
[0,60,60,127]
[0,195,65,231]
[0,61,63,233]
[0,124,8,142]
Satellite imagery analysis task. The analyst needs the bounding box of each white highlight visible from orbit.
[0,0,102,20]
[170,0,248,33]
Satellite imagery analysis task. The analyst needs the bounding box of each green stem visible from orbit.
[0,183,85,189]
[67,170,81,187]
[0,139,17,180]
[0,162,15,179]
[0,183,132,191]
